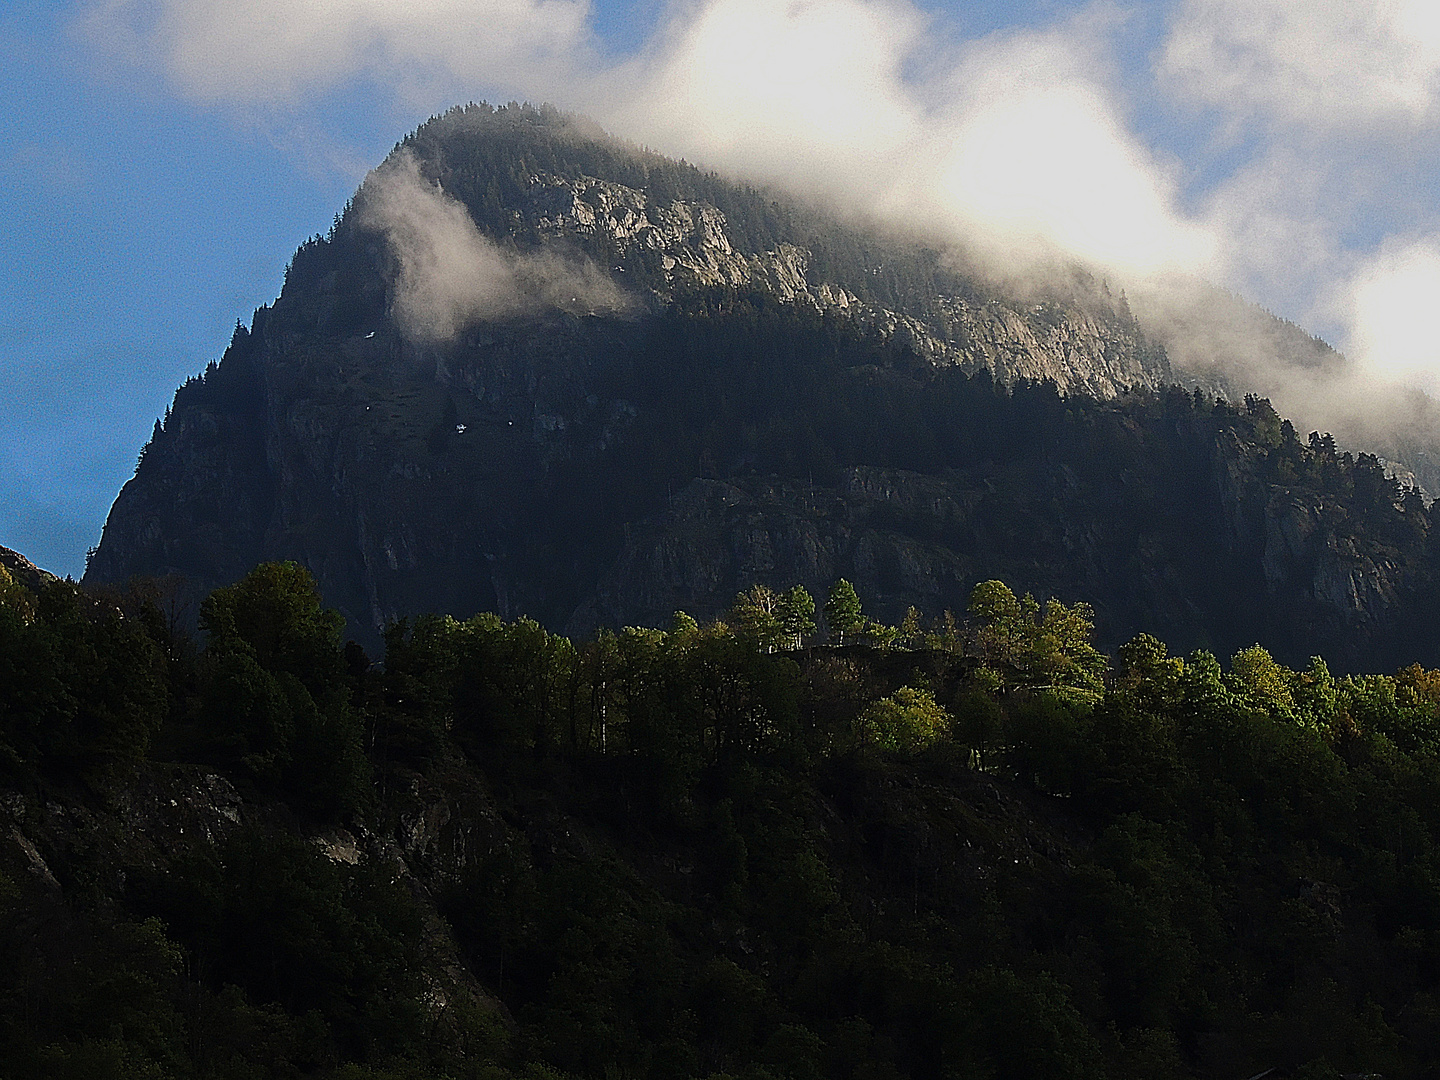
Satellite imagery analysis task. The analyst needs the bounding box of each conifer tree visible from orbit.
[776,585,816,649]
[824,579,864,645]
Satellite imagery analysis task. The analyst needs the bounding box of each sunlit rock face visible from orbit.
[516,165,1169,397]
[85,104,1439,669]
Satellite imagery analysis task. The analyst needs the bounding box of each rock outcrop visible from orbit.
[0,545,58,591]
[518,166,1168,397]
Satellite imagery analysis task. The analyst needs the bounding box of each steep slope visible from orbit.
[1139,281,1440,496]
[84,103,1440,668]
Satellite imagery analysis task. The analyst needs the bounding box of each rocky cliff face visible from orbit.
[83,104,1439,668]
[516,166,1168,398]
[574,426,1432,669]
[1205,428,1429,663]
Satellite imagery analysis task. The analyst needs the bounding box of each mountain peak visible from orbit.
[85,104,1440,671]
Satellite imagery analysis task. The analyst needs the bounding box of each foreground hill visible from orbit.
[84,103,1440,668]
[10,559,1440,1077]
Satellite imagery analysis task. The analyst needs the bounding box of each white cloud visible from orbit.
[928,79,1215,277]
[608,0,925,198]
[1162,0,1440,132]
[358,150,631,340]
[607,1,1213,281]
[1156,0,1440,397]
[1194,146,1352,326]
[83,0,594,104]
[66,0,1440,493]
[359,151,523,340]
[1345,237,1440,392]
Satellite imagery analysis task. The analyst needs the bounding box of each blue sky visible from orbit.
[5,0,1440,576]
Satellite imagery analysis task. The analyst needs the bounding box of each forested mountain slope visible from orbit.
[83,103,1440,669]
[11,559,1440,1078]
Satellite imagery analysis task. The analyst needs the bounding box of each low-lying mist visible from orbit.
[356,150,632,342]
[1127,276,1440,493]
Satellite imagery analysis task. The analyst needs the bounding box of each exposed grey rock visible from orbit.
[519,169,1168,396]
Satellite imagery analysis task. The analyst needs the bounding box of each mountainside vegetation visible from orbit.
[10,558,1440,1078]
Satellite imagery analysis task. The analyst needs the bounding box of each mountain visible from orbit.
[83,103,1440,669]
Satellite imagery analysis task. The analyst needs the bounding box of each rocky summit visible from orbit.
[84,103,1440,668]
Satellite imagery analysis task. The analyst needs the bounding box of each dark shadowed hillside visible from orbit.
[12,559,1440,1077]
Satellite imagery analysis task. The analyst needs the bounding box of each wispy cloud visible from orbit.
[1161,0,1440,134]
[83,0,1210,284]
[606,0,926,198]
[1157,0,1440,402]
[358,150,631,341]
[921,24,1215,278]
[82,0,594,105]
[1345,236,1440,394]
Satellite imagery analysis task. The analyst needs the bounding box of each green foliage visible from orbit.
[968,580,1107,694]
[859,686,950,753]
[449,614,580,754]
[730,583,785,652]
[955,967,1106,1080]
[1116,633,1184,703]
[0,571,167,774]
[144,825,428,1061]
[824,579,864,644]
[856,618,899,649]
[777,585,817,650]
[895,605,925,649]
[1229,643,1297,719]
[193,562,370,818]
[0,872,189,1080]
[200,560,346,694]
[17,559,1440,1077]
[64,100,1440,1077]
[0,564,32,620]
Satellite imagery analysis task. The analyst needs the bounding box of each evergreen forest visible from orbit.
[9,556,1440,1079]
